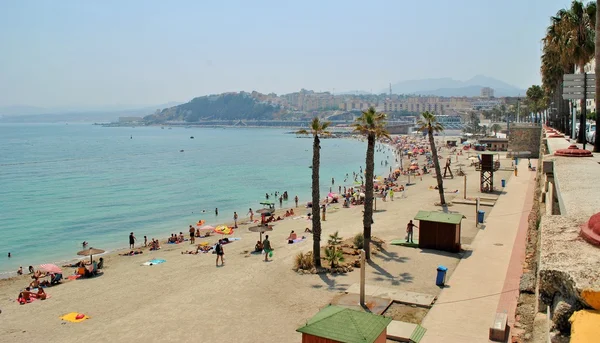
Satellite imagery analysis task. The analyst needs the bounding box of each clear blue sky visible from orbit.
[0,0,575,107]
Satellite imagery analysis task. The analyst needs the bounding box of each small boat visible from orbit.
[190,136,194,139]
[309,166,313,169]
[180,150,184,152]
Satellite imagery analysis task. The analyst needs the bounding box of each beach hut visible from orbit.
[414,210,463,253]
[296,305,391,343]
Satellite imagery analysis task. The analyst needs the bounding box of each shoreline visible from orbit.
[0,134,397,277]
[1,134,500,343]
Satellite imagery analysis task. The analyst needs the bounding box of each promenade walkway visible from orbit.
[420,161,536,343]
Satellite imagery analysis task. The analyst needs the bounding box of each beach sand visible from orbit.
[0,139,514,343]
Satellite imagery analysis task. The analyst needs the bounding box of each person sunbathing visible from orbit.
[304,227,312,233]
[29,278,41,289]
[284,210,291,217]
[287,231,297,244]
[18,288,34,304]
[289,209,295,215]
[32,287,46,300]
[181,250,198,255]
[254,241,264,252]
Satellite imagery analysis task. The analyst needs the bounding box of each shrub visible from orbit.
[294,251,314,270]
[327,231,343,246]
[324,247,345,268]
[353,232,364,249]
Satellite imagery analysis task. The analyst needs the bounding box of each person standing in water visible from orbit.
[129,232,136,249]
[248,208,254,222]
[215,208,219,216]
[294,195,299,208]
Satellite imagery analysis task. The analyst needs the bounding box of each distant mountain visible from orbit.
[387,75,525,97]
[143,93,279,123]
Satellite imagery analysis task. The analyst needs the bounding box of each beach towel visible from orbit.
[67,275,82,280]
[288,238,306,244]
[142,259,166,266]
[60,312,90,323]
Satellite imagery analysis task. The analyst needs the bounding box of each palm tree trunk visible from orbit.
[595,1,600,152]
[363,133,375,260]
[578,64,587,144]
[312,135,322,268]
[428,130,446,205]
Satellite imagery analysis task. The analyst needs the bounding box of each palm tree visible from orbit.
[526,85,545,123]
[297,118,331,268]
[352,107,390,260]
[562,1,595,142]
[490,123,502,136]
[417,112,446,206]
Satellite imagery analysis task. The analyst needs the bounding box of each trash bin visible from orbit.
[477,210,485,223]
[501,179,506,187]
[436,265,448,286]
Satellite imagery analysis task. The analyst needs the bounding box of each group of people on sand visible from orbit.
[168,232,186,244]
[15,267,62,304]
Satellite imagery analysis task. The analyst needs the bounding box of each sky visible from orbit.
[0,0,578,108]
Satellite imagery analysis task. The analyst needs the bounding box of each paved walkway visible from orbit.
[420,161,536,343]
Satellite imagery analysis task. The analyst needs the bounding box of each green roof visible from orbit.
[414,210,463,225]
[296,305,392,343]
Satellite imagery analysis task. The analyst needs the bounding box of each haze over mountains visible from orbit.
[387,75,525,97]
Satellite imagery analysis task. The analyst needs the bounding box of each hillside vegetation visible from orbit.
[144,93,279,123]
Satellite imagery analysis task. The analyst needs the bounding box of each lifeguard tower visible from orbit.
[479,152,498,193]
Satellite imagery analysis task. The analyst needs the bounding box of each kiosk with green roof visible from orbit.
[296,305,392,343]
[414,210,463,253]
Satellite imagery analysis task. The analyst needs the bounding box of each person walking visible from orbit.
[263,235,272,262]
[389,189,394,201]
[129,232,136,249]
[189,225,195,244]
[321,204,326,221]
[233,212,238,228]
[144,236,148,247]
[248,208,254,222]
[215,240,224,266]
[294,195,299,208]
[406,220,417,243]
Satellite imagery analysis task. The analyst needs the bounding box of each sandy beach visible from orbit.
[0,136,515,343]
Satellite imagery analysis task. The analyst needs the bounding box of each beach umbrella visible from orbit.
[256,208,274,214]
[409,165,419,170]
[77,247,105,263]
[248,224,274,241]
[39,263,62,274]
[214,225,234,235]
[198,225,215,232]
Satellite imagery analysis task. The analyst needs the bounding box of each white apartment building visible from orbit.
[480,87,494,98]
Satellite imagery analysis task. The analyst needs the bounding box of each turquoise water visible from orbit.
[0,123,391,275]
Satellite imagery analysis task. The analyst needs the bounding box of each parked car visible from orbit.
[587,126,596,144]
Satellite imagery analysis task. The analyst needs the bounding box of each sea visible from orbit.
[0,123,392,276]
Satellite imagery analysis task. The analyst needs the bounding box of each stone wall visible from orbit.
[508,126,542,158]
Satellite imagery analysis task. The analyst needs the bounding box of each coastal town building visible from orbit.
[480,87,494,98]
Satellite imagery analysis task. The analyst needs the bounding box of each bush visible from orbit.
[294,251,314,270]
[328,231,343,246]
[353,233,364,249]
[324,247,345,268]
